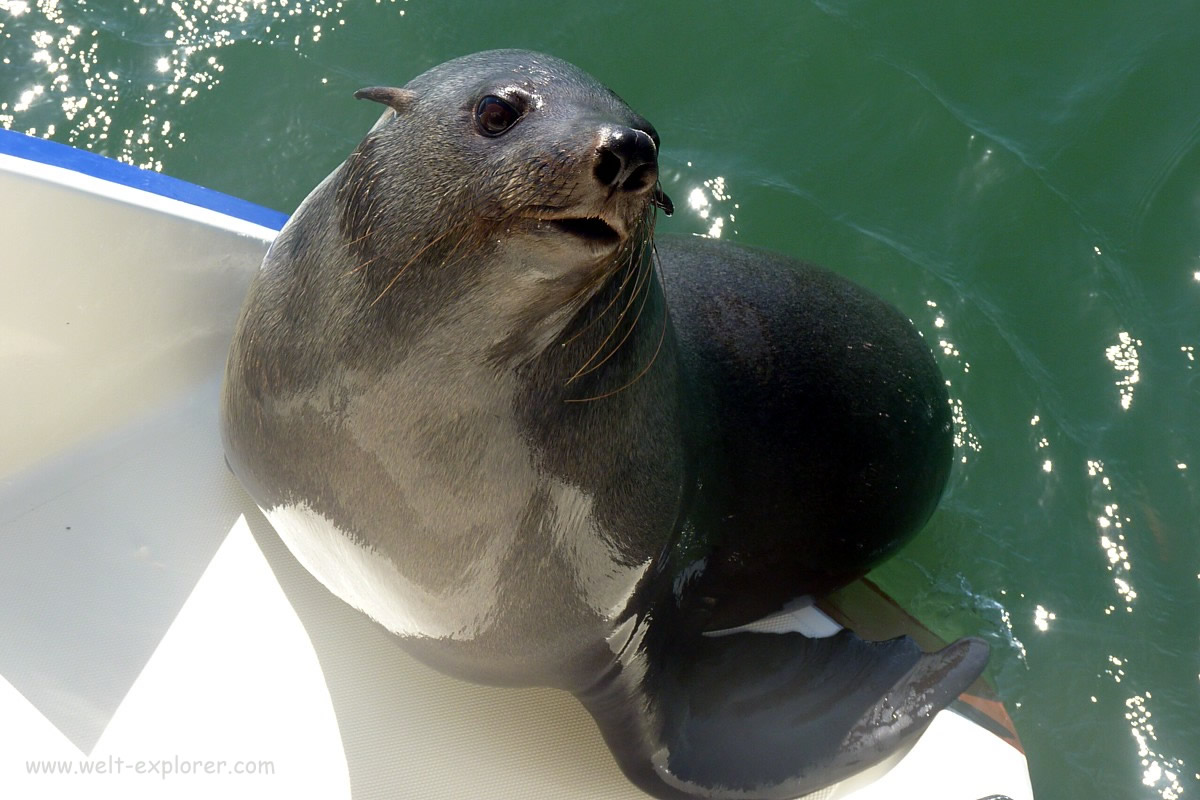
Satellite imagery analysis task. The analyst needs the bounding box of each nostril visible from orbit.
[594,147,622,187]
[623,163,655,193]
[594,126,659,193]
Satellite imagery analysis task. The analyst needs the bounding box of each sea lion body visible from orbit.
[221,50,986,798]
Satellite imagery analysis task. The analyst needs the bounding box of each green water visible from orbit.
[4,1,1199,796]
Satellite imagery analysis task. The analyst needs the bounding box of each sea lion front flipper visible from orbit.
[581,628,989,800]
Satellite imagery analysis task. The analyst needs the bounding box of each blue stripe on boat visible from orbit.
[0,128,289,231]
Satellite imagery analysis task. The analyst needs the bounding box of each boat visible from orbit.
[0,127,1035,799]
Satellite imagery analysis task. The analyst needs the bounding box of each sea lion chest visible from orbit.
[229,301,682,667]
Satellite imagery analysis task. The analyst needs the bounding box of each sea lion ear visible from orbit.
[353,86,417,113]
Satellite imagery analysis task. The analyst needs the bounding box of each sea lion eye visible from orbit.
[475,95,521,136]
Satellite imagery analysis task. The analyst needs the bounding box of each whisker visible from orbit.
[566,218,655,383]
[564,210,667,402]
[567,221,655,383]
[559,244,641,347]
[566,212,657,383]
[369,221,474,307]
[565,275,667,403]
[342,249,384,277]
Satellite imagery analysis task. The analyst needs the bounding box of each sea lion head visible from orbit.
[335,50,672,359]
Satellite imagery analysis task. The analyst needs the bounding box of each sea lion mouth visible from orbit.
[547,216,622,246]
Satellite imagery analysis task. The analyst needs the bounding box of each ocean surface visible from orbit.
[4,1,1199,797]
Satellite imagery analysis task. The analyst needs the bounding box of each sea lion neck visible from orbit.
[501,228,675,404]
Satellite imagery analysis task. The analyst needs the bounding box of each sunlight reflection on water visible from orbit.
[0,0,398,169]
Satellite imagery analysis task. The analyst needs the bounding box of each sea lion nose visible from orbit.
[594,126,659,194]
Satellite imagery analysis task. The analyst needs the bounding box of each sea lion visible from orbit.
[221,49,988,799]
